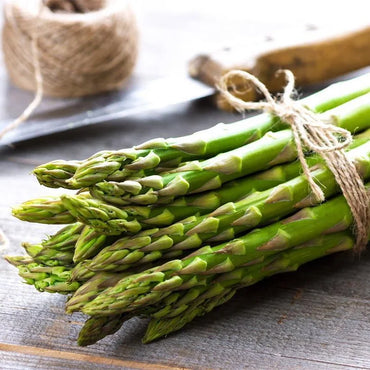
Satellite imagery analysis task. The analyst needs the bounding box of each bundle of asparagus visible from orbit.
[7,73,370,346]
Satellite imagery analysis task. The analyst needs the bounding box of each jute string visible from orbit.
[218,69,370,253]
[0,0,138,140]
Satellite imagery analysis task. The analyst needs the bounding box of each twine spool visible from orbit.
[2,0,138,98]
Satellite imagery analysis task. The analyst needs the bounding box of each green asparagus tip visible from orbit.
[22,242,42,258]
[4,255,33,267]
[12,197,76,224]
[77,314,129,346]
[33,160,81,189]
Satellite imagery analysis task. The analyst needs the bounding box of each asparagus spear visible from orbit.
[20,223,85,266]
[31,127,367,234]
[142,232,354,343]
[33,160,82,189]
[22,242,75,267]
[73,226,116,263]
[33,150,129,189]
[19,222,116,267]
[70,261,97,282]
[41,223,85,250]
[90,94,370,205]
[77,314,130,346]
[76,287,233,346]
[60,161,304,235]
[79,231,355,345]
[8,205,124,266]
[12,157,312,226]
[5,252,158,296]
[33,72,370,189]
[77,193,360,316]
[70,139,370,274]
[66,271,132,312]
[76,287,206,346]
[5,257,80,294]
[89,129,298,206]
[59,129,370,232]
[12,196,76,224]
[13,127,370,231]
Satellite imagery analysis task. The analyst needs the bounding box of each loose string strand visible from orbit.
[0,4,44,140]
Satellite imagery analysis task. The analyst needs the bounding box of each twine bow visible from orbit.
[218,70,370,253]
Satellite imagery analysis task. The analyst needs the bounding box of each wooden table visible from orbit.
[1,1,369,369]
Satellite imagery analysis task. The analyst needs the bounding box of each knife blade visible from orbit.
[0,75,214,146]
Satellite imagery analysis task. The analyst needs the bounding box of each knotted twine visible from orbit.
[218,69,370,253]
[0,0,138,139]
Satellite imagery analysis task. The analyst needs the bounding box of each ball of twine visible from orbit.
[2,0,139,98]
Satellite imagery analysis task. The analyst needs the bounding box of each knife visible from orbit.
[0,75,215,146]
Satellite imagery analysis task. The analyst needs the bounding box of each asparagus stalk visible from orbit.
[5,253,158,296]
[77,287,234,346]
[71,139,370,275]
[5,257,80,294]
[73,226,116,263]
[143,289,236,344]
[33,150,129,189]
[77,286,235,346]
[88,130,298,206]
[90,94,370,205]
[13,127,370,231]
[77,314,130,346]
[23,242,75,267]
[89,156,309,208]
[79,231,355,345]
[33,160,82,189]
[63,128,370,231]
[41,223,85,250]
[70,261,97,282]
[59,162,304,235]
[8,205,125,266]
[66,271,132,312]
[33,72,370,189]
[77,193,360,316]
[34,127,367,235]
[19,222,116,267]
[142,232,354,343]
[76,286,206,346]
[12,158,311,226]
[12,196,77,224]
[19,223,85,266]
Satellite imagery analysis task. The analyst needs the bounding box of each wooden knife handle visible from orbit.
[189,26,370,111]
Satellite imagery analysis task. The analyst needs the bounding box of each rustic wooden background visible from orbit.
[0,1,370,369]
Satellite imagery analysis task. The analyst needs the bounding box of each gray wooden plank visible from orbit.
[1,252,370,369]
[0,346,355,370]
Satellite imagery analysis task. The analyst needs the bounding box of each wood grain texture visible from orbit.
[1,1,370,369]
[0,343,186,370]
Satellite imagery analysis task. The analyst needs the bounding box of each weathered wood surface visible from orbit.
[1,1,370,369]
